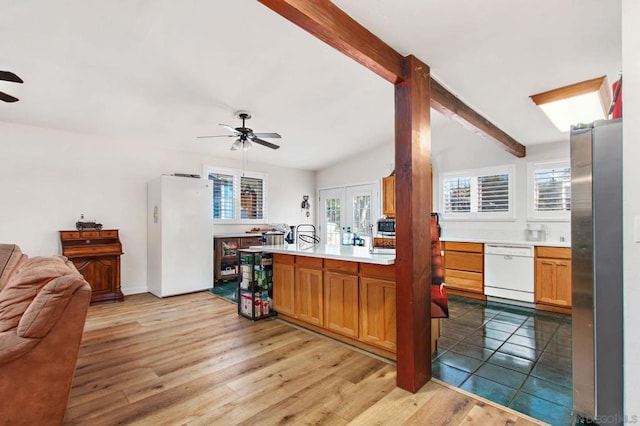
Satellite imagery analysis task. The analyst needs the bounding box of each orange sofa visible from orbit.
[0,244,91,425]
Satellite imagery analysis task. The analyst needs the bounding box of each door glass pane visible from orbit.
[325,198,341,245]
[352,195,371,237]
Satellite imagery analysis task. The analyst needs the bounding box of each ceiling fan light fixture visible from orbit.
[530,76,611,132]
[242,140,252,151]
[230,139,242,151]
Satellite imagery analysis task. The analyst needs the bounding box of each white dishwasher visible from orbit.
[484,244,534,304]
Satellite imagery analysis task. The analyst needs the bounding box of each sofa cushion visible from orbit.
[17,274,88,338]
[0,244,27,291]
[0,256,76,333]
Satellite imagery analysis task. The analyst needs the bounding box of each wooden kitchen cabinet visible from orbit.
[443,241,484,299]
[359,263,396,352]
[294,256,324,326]
[324,259,359,338]
[272,254,295,316]
[535,247,572,313]
[359,275,396,352]
[382,175,395,218]
[271,256,444,360]
[59,229,123,304]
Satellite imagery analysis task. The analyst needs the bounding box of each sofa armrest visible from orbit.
[0,331,38,366]
[18,275,91,338]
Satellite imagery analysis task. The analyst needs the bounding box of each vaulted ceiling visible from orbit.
[0,1,621,170]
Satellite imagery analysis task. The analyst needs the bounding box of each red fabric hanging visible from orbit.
[611,80,622,119]
[430,214,448,318]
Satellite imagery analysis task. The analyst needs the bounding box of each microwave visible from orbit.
[377,218,396,235]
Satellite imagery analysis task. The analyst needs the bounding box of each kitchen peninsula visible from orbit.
[258,244,438,360]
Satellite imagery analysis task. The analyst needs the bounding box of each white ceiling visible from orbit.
[0,1,621,170]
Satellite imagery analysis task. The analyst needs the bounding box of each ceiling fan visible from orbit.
[198,111,281,150]
[0,71,24,103]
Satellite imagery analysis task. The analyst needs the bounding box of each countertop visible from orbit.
[213,233,263,239]
[440,236,571,248]
[255,244,396,265]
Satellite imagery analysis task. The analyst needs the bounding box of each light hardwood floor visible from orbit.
[65,292,544,425]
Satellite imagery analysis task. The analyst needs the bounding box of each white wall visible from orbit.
[433,121,571,243]
[0,121,315,295]
[622,0,640,417]
[316,120,571,243]
[316,141,394,191]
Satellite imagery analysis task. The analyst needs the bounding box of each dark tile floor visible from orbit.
[209,280,238,302]
[433,295,574,426]
[212,283,575,424]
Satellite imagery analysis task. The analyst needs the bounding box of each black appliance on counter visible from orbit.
[376,217,396,235]
[285,226,296,244]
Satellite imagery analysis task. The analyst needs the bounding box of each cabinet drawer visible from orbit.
[59,231,81,240]
[78,230,101,239]
[274,253,295,265]
[360,263,395,281]
[63,244,123,257]
[296,256,323,269]
[325,259,358,274]
[445,269,483,293]
[443,242,483,253]
[536,246,571,259]
[444,251,483,272]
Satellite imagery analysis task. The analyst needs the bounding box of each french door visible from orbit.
[319,183,379,246]
[319,188,343,245]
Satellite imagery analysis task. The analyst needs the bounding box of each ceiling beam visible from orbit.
[257,0,526,158]
[257,0,403,84]
[430,80,526,157]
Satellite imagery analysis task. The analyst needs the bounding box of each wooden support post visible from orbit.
[394,54,432,392]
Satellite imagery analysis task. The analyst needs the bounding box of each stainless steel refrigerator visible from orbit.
[570,119,623,422]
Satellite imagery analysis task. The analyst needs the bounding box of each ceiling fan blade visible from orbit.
[252,132,281,139]
[0,71,23,84]
[250,136,280,150]
[218,124,239,134]
[197,135,235,139]
[0,91,19,103]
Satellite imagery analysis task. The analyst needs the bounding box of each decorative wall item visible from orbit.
[301,195,310,217]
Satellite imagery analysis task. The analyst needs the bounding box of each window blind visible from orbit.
[442,177,471,213]
[240,176,264,219]
[534,167,571,212]
[208,172,234,219]
[478,173,509,212]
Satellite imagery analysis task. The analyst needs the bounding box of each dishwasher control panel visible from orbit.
[484,244,533,257]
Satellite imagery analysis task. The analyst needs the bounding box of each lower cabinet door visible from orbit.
[273,258,295,316]
[295,266,324,326]
[359,277,396,351]
[535,258,572,307]
[324,271,359,338]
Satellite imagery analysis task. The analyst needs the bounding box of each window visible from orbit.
[527,161,571,221]
[440,166,515,220]
[204,166,267,223]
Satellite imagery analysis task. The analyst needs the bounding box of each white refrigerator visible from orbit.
[147,175,213,297]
